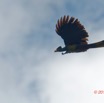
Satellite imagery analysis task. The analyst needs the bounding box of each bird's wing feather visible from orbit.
[55,15,89,46]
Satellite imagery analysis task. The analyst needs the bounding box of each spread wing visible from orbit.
[55,15,89,46]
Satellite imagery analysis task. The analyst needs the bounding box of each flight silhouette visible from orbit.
[54,15,104,55]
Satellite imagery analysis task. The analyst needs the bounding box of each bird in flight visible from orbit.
[54,15,104,55]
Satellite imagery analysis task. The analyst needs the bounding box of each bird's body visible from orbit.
[57,41,104,55]
[54,15,104,55]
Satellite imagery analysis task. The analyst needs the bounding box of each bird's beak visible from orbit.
[54,49,57,52]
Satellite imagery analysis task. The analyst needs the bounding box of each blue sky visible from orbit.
[0,0,104,103]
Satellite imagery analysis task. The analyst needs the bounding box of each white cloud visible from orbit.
[43,54,104,103]
[0,0,104,103]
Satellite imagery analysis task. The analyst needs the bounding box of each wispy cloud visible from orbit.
[0,0,104,103]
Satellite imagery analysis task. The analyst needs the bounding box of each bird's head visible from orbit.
[54,46,63,52]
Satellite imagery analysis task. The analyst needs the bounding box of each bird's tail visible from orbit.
[88,40,104,49]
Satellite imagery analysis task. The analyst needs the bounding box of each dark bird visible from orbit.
[54,15,104,55]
